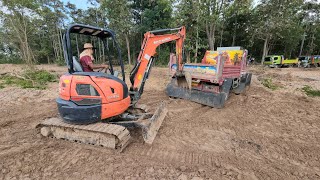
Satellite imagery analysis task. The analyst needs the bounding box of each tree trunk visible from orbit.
[206,21,215,50]
[194,25,199,63]
[219,26,224,47]
[299,32,306,56]
[261,36,269,64]
[186,51,191,63]
[232,28,236,46]
[232,3,238,47]
[124,33,131,65]
[59,28,64,58]
[309,33,315,55]
[9,12,35,65]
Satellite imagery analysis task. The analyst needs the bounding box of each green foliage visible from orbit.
[261,78,279,90]
[0,75,33,88]
[302,85,320,97]
[0,70,56,89]
[0,0,320,66]
[55,57,66,66]
[0,56,23,64]
[24,70,56,85]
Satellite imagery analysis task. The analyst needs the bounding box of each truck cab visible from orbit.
[264,55,298,68]
[298,56,310,67]
[300,55,320,68]
[264,55,283,68]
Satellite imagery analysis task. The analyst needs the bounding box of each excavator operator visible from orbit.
[80,43,109,72]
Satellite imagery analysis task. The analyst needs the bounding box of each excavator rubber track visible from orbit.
[36,118,131,152]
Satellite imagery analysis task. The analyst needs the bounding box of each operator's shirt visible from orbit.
[80,55,94,72]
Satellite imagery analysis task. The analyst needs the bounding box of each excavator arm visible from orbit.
[129,26,186,103]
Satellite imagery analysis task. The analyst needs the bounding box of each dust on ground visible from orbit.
[0,64,320,179]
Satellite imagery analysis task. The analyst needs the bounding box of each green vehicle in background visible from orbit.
[299,55,320,68]
[264,55,298,68]
[298,56,310,67]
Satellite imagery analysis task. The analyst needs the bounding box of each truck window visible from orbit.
[265,57,271,61]
[274,57,278,60]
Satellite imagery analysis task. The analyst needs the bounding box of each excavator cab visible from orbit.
[58,24,130,124]
[63,24,125,80]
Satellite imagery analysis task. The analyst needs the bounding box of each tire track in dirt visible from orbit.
[129,97,235,167]
[131,145,217,167]
[128,144,264,179]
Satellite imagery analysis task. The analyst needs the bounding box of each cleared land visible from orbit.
[0,64,320,179]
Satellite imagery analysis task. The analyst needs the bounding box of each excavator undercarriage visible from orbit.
[37,102,167,152]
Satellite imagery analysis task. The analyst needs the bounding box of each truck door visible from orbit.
[281,55,284,64]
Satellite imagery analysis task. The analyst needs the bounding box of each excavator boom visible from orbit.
[129,27,186,103]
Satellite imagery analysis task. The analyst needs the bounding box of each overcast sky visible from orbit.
[62,0,94,9]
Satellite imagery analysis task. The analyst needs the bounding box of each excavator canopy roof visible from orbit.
[67,24,115,39]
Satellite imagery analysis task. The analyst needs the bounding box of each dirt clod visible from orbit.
[179,166,187,172]
[178,174,188,180]
[191,177,203,180]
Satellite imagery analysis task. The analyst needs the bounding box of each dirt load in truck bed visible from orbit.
[0,64,320,179]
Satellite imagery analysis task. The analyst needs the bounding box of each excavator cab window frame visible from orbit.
[63,24,125,82]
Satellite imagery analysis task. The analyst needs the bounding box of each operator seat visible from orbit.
[73,56,83,72]
[73,56,120,77]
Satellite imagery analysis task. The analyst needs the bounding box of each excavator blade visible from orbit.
[141,102,168,144]
[36,118,131,152]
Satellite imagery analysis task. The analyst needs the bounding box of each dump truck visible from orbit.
[299,55,320,68]
[167,46,252,108]
[264,55,298,68]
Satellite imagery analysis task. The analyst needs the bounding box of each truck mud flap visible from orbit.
[166,78,233,108]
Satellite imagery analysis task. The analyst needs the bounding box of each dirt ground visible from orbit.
[0,64,320,180]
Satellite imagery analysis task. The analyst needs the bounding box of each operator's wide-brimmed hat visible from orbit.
[83,43,96,49]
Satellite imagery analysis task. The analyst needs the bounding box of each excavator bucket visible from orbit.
[141,102,168,144]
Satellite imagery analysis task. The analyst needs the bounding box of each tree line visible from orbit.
[0,0,320,66]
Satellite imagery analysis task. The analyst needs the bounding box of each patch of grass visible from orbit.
[302,85,320,97]
[55,57,66,66]
[0,69,56,89]
[0,75,33,88]
[0,56,23,64]
[261,78,279,90]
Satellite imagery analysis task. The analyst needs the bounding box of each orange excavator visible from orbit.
[37,24,186,151]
